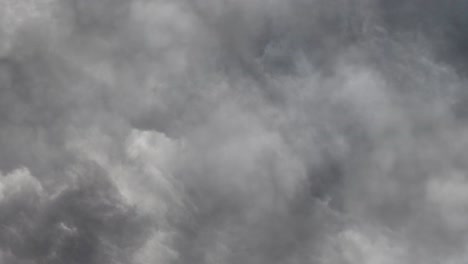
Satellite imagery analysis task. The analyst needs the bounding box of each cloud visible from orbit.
[1,0,468,263]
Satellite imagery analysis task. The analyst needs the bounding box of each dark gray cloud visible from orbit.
[1,0,468,263]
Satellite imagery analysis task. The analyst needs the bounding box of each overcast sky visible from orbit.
[1,0,468,263]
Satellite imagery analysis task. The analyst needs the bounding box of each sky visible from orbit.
[1,0,468,263]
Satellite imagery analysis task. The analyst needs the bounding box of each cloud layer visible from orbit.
[1,0,468,263]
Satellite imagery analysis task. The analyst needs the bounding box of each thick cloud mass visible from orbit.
[1,0,468,263]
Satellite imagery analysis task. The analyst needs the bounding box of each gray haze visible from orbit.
[1,0,468,263]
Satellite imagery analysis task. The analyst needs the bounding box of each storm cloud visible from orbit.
[1,0,468,263]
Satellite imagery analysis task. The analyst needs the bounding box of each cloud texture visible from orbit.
[1,0,468,263]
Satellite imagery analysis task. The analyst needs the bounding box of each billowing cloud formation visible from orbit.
[1,0,468,263]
